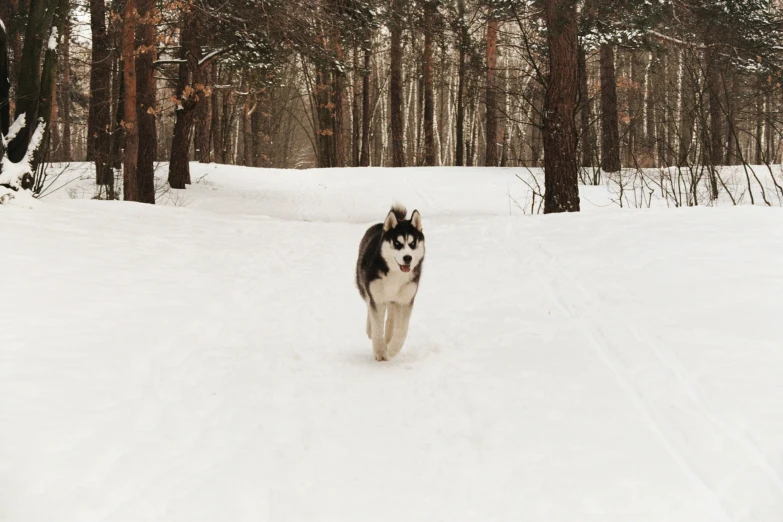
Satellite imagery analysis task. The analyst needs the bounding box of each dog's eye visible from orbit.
[393,240,403,249]
[409,240,417,249]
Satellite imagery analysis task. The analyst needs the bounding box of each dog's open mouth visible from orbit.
[399,264,411,273]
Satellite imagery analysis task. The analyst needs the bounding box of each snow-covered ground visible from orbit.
[2,163,782,521]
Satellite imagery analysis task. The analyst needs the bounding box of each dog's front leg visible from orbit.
[368,303,388,361]
[384,304,397,344]
[386,304,412,359]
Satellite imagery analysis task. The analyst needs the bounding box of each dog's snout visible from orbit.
[403,255,412,264]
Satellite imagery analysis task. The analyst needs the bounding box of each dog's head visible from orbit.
[381,208,425,274]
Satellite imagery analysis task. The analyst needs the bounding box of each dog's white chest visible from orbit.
[369,272,417,305]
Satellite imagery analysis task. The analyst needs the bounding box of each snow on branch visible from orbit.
[198,48,229,67]
[4,114,26,145]
[646,30,720,50]
[153,58,187,66]
[48,26,59,51]
[1,117,46,191]
[153,48,229,70]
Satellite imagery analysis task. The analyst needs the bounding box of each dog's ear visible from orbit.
[383,210,398,232]
[411,210,423,232]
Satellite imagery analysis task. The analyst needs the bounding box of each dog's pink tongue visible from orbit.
[400,265,411,273]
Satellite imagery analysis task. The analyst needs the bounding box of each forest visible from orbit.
[2,0,783,212]
[4,2,783,516]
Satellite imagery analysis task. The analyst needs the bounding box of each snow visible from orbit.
[4,113,26,144]
[2,163,783,521]
[198,48,227,67]
[0,116,45,190]
[48,26,58,51]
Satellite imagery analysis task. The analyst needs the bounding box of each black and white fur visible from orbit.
[356,204,425,361]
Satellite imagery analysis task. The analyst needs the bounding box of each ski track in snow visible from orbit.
[511,213,783,522]
[510,228,772,522]
[2,163,783,522]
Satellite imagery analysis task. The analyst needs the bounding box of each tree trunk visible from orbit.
[89,0,113,184]
[7,0,25,111]
[389,0,405,167]
[422,0,436,166]
[724,72,736,166]
[352,41,360,167]
[765,92,772,162]
[0,17,10,137]
[168,6,197,188]
[542,0,580,213]
[628,51,644,166]
[314,62,336,168]
[219,71,235,163]
[531,85,543,167]
[706,49,721,199]
[242,76,253,167]
[360,44,371,167]
[1,18,9,180]
[60,17,71,161]
[577,43,596,168]
[193,61,211,163]
[135,0,155,203]
[251,105,262,167]
[678,51,693,167]
[455,0,467,166]
[645,53,657,165]
[755,91,763,165]
[34,0,68,175]
[122,0,139,201]
[599,43,621,173]
[334,70,345,167]
[333,30,345,168]
[87,0,108,161]
[6,0,57,164]
[111,54,124,174]
[211,63,223,163]
[50,61,60,160]
[168,89,194,188]
[415,66,423,164]
[485,14,499,167]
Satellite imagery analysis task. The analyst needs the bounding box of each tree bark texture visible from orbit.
[60,17,71,161]
[33,0,68,174]
[389,0,405,167]
[455,0,467,166]
[315,63,336,168]
[360,45,371,167]
[168,5,198,189]
[194,60,211,163]
[211,62,224,163]
[706,49,722,199]
[485,14,499,167]
[577,43,596,168]
[7,0,25,109]
[423,0,436,166]
[0,18,10,137]
[352,41,360,167]
[135,0,156,203]
[89,0,113,184]
[7,0,57,163]
[122,0,140,201]
[543,0,580,213]
[599,43,621,173]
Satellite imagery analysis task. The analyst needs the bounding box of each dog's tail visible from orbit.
[390,202,407,221]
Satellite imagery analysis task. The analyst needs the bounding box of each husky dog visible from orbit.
[356,204,425,361]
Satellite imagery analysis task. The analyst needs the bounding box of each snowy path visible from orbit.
[1,165,782,521]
